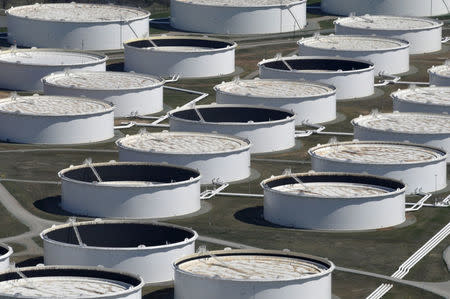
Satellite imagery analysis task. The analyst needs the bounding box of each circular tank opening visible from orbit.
[43,222,196,248]
[0,244,10,256]
[262,58,373,72]
[125,38,234,50]
[170,106,294,123]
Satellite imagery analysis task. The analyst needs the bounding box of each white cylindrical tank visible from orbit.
[262,172,406,231]
[174,249,335,299]
[428,62,450,86]
[309,141,447,194]
[41,220,198,284]
[117,131,251,185]
[42,71,165,117]
[0,243,12,272]
[321,0,450,17]
[170,0,307,35]
[334,15,443,54]
[298,34,409,75]
[392,86,450,115]
[0,48,106,91]
[59,162,201,219]
[0,265,143,299]
[124,36,236,78]
[0,94,114,144]
[352,112,450,162]
[6,3,149,50]
[169,104,296,154]
[258,56,374,100]
[214,78,336,125]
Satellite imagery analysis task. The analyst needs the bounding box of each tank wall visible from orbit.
[264,190,405,230]
[43,84,163,117]
[0,60,106,92]
[174,270,332,299]
[118,147,250,184]
[170,0,306,34]
[321,0,450,16]
[259,65,374,100]
[43,238,196,283]
[310,156,447,194]
[335,25,442,55]
[298,44,409,75]
[392,99,450,115]
[0,250,11,272]
[169,118,296,154]
[7,15,149,50]
[216,92,336,125]
[0,111,114,144]
[61,179,200,218]
[429,73,450,86]
[124,46,235,78]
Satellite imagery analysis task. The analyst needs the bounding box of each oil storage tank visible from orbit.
[169,104,296,153]
[59,162,201,219]
[41,219,198,284]
[42,71,165,117]
[392,86,450,115]
[352,112,450,162]
[334,15,443,54]
[297,34,410,75]
[0,48,106,91]
[124,36,236,78]
[0,243,12,272]
[258,55,374,100]
[170,0,307,35]
[214,78,336,125]
[428,62,450,86]
[309,141,447,194]
[0,265,143,298]
[174,249,334,299]
[0,94,114,144]
[320,0,450,17]
[117,131,251,184]
[6,3,149,50]
[262,172,406,230]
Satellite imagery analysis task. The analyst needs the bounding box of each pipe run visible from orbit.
[375,73,429,87]
[295,121,353,138]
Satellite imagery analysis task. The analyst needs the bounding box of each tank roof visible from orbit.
[429,63,450,77]
[309,141,446,164]
[117,131,250,154]
[272,182,390,197]
[176,250,332,281]
[0,95,113,116]
[391,86,450,106]
[0,48,106,66]
[352,112,450,134]
[298,34,408,51]
[335,15,442,30]
[173,0,304,7]
[7,3,149,23]
[43,71,164,91]
[214,78,335,98]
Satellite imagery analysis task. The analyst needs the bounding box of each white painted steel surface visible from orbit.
[335,16,443,54]
[429,63,450,86]
[0,95,114,144]
[124,36,236,78]
[309,141,447,194]
[174,249,334,299]
[41,220,198,284]
[0,48,106,91]
[258,56,374,100]
[42,71,164,117]
[321,0,450,17]
[0,266,143,299]
[169,104,296,154]
[117,131,251,184]
[215,78,336,125]
[6,3,149,50]
[392,86,450,115]
[298,35,410,75]
[262,172,406,230]
[59,162,201,219]
[352,112,450,162]
[170,0,306,34]
[0,243,12,272]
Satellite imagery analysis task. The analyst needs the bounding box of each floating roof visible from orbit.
[0,49,106,66]
[391,86,450,106]
[429,64,450,77]
[299,35,408,51]
[335,15,443,30]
